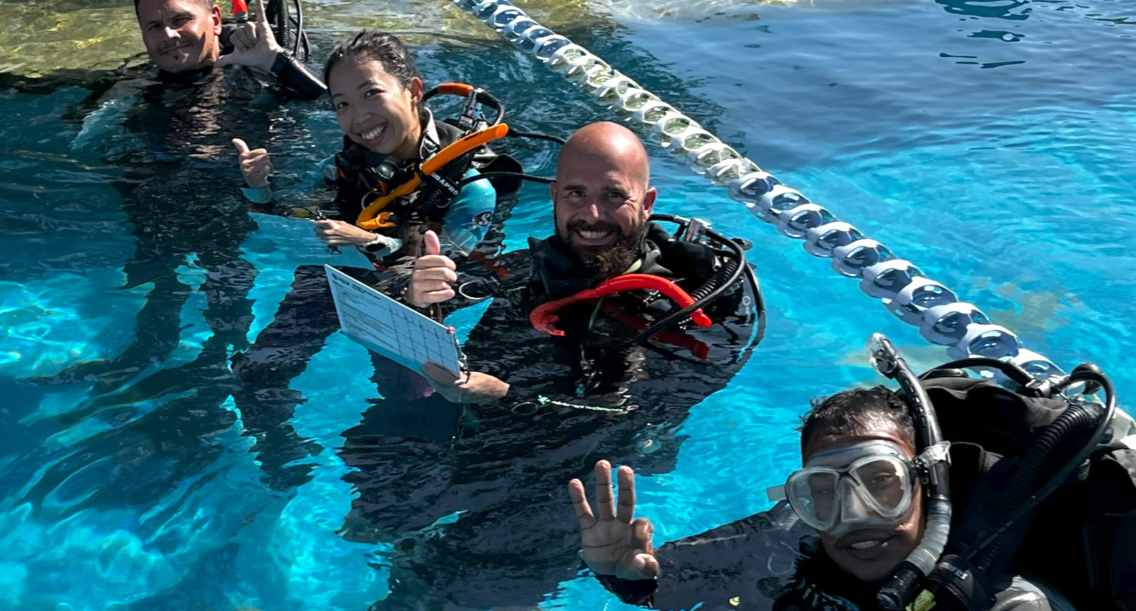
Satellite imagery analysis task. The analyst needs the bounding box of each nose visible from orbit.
[161,25,179,40]
[837,480,878,526]
[576,197,602,221]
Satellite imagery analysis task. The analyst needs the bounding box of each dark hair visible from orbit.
[134,0,215,17]
[799,386,916,455]
[323,30,421,90]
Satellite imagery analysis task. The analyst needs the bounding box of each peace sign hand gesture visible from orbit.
[568,460,660,580]
[216,0,283,73]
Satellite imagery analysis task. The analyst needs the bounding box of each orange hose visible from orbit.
[436,83,474,96]
[356,123,510,230]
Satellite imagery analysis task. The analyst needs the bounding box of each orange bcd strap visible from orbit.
[355,123,510,231]
[530,273,713,337]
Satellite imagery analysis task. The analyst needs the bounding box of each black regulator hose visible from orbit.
[633,214,751,346]
[458,171,554,187]
[961,367,1116,565]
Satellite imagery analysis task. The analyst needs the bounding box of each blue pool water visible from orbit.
[1,0,1134,609]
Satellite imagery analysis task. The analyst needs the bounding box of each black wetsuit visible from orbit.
[13,40,325,531]
[42,30,323,393]
[336,223,760,609]
[230,115,522,489]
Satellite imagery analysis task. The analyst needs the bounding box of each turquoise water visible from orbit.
[2,0,1135,609]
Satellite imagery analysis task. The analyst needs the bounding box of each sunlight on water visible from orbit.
[0,0,1133,609]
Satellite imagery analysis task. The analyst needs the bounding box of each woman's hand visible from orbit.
[407,230,457,308]
[232,138,273,188]
[568,461,660,580]
[312,219,378,247]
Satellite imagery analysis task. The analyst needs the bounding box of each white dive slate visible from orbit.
[324,265,463,378]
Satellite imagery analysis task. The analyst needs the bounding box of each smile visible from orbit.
[360,125,386,143]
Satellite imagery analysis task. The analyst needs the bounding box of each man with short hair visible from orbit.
[341,121,762,609]
[569,386,1059,610]
[134,0,323,97]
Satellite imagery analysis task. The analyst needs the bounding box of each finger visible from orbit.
[233,27,254,51]
[415,279,454,294]
[629,553,660,580]
[594,460,615,521]
[413,254,457,271]
[254,0,271,35]
[312,220,335,229]
[422,288,455,304]
[631,517,654,552]
[616,466,637,523]
[232,138,250,154]
[415,267,458,284]
[568,479,597,530]
[424,230,441,256]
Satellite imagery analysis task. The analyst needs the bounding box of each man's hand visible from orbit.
[568,460,659,580]
[216,0,283,73]
[312,219,377,247]
[233,138,273,187]
[407,230,457,308]
[421,362,509,404]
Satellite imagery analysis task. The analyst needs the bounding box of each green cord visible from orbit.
[536,395,627,414]
[587,297,605,332]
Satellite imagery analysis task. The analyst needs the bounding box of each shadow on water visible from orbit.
[936,0,1030,20]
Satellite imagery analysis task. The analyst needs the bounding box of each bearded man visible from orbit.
[330,121,762,609]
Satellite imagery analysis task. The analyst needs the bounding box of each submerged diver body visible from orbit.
[569,339,1135,611]
[227,30,526,489]
[8,0,330,557]
[40,0,324,394]
[337,122,762,608]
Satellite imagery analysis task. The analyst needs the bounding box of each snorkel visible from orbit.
[868,334,953,611]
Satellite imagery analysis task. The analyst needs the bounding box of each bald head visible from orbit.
[557,122,650,189]
[551,122,657,279]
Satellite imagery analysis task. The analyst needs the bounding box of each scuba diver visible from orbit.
[341,121,764,609]
[568,335,1135,611]
[226,29,531,489]
[35,0,323,395]
[135,0,323,99]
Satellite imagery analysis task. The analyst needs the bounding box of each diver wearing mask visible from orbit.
[566,335,1132,611]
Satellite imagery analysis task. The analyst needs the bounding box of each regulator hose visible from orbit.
[960,368,1116,565]
[634,213,751,345]
[970,399,1103,571]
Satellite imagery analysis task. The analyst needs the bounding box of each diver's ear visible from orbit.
[409,77,425,106]
[642,187,657,215]
[209,5,223,36]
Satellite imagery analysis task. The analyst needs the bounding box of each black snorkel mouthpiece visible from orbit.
[867,334,954,611]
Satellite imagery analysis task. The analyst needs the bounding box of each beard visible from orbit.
[560,219,649,281]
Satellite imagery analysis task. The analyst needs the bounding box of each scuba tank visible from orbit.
[912,358,1131,611]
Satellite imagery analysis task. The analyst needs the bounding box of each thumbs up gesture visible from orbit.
[407,230,457,308]
[215,0,283,73]
[233,138,273,188]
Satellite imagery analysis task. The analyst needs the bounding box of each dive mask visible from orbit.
[768,440,940,537]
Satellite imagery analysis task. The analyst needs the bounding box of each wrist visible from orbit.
[241,183,273,204]
[269,49,291,75]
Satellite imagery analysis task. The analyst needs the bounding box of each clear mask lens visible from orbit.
[787,455,913,532]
